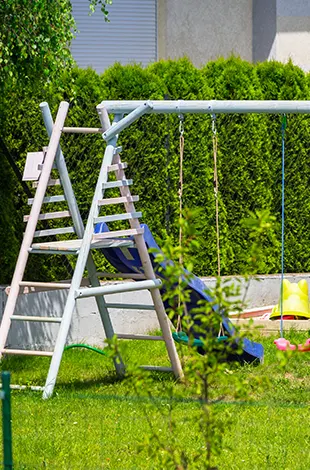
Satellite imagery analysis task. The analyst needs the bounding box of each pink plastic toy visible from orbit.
[274,338,296,351]
[298,338,310,352]
[274,337,310,352]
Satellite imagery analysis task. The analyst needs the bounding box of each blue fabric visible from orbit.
[94,222,264,363]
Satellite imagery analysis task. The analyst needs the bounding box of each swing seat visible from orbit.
[172,331,228,348]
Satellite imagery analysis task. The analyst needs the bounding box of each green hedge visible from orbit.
[1,57,310,283]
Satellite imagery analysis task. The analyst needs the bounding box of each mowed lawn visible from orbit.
[1,330,310,469]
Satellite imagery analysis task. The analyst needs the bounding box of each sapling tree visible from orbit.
[104,209,272,469]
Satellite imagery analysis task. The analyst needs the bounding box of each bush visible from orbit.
[1,57,310,282]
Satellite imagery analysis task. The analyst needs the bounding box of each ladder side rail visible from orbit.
[43,118,123,399]
[0,102,70,355]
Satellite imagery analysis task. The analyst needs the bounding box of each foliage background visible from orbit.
[1,57,310,283]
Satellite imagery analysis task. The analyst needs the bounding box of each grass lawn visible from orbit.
[1,330,310,469]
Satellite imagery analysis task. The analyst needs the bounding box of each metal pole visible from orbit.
[98,100,310,115]
[100,101,153,141]
[2,372,13,470]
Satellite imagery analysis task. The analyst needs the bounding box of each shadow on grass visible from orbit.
[56,369,177,393]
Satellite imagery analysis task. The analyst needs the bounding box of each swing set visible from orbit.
[1,99,309,398]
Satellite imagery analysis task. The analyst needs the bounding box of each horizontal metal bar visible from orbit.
[11,315,62,323]
[101,101,153,141]
[24,210,71,222]
[2,349,53,357]
[98,195,139,206]
[62,127,104,134]
[75,279,162,299]
[28,195,66,205]
[98,100,310,115]
[33,227,75,237]
[94,212,141,224]
[117,334,163,340]
[105,303,155,310]
[96,272,145,280]
[140,366,173,372]
[102,179,132,189]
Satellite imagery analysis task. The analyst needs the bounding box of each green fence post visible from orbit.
[2,372,13,470]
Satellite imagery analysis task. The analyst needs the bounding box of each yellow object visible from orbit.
[270,279,310,319]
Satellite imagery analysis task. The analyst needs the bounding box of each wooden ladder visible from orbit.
[0,101,183,398]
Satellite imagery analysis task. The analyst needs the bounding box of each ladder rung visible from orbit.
[96,272,145,280]
[29,238,135,255]
[140,366,173,372]
[2,349,53,357]
[33,227,75,237]
[20,281,71,289]
[24,210,71,223]
[94,211,141,224]
[38,162,57,170]
[106,162,127,172]
[28,195,66,205]
[102,180,132,189]
[32,178,61,188]
[75,279,162,299]
[11,315,62,323]
[6,281,71,295]
[117,334,164,341]
[105,303,154,310]
[93,227,144,240]
[98,196,139,207]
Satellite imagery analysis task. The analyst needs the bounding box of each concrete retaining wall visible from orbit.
[1,273,310,349]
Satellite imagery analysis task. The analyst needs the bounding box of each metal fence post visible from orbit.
[2,372,13,470]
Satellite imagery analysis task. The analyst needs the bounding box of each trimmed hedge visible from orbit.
[1,57,310,283]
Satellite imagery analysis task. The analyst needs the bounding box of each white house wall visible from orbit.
[276,0,310,72]
[158,0,253,66]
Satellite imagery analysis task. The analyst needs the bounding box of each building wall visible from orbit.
[276,0,310,71]
[252,0,277,63]
[71,0,310,73]
[158,0,253,66]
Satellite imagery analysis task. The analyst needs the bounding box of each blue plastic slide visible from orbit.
[94,223,264,363]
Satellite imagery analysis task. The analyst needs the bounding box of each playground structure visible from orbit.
[2,99,310,398]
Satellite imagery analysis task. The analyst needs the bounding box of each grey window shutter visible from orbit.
[71,0,157,73]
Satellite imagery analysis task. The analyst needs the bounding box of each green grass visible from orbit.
[1,331,310,469]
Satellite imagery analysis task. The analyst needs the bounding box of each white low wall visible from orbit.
[1,273,309,349]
